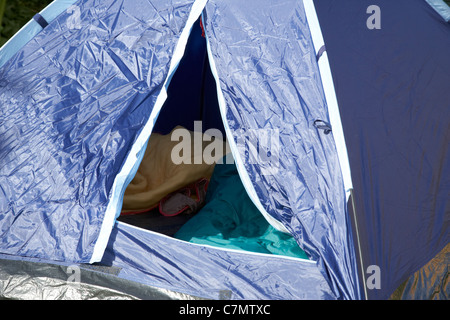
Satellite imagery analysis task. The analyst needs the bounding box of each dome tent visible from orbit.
[0,0,448,300]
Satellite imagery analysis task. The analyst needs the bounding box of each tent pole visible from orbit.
[350,189,368,300]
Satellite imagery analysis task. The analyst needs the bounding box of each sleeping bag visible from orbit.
[174,160,309,259]
[122,126,225,214]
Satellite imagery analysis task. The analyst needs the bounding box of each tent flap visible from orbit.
[204,0,361,299]
[100,221,336,300]
[0,0,199,263]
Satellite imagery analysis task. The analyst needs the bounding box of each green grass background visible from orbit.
[0,0,53,46]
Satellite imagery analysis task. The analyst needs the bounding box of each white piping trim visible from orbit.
[0,19,35,52]
[425,0,450,22]
[303,0,353,200]
[90,0,209,263]
[203,16,290,235]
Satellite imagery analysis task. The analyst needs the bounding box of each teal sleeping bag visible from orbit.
[174,161,309,259]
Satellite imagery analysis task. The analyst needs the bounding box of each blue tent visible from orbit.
[0,0,448,300]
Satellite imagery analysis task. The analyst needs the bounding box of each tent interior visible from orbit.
[116,18,309,260]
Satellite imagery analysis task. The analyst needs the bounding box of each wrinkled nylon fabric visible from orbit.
[0,0,79,69]
[203,0,360,299]
[1,0,360,300]
[0,0,197,262]
[0,254,201,300]
[101,221,336,300]
[0,269,137,300]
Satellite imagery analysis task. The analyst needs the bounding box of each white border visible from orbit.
[303,0,353,200]
[90,0,209,263]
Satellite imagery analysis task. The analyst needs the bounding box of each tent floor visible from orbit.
[117,209,196,237]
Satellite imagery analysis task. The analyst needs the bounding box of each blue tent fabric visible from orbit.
[314,0,450,299]
[203,0,361,300]
[99,221,335,300]
[0,0,198,262]
[0,0,448,300]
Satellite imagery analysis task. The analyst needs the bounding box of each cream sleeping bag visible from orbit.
[121,126,227,214]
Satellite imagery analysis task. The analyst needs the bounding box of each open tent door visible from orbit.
[108,0,362,300]
[115,16,310,260]
[200,0,361,299]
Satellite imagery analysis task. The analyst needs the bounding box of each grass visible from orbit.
[0,0,52,46]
